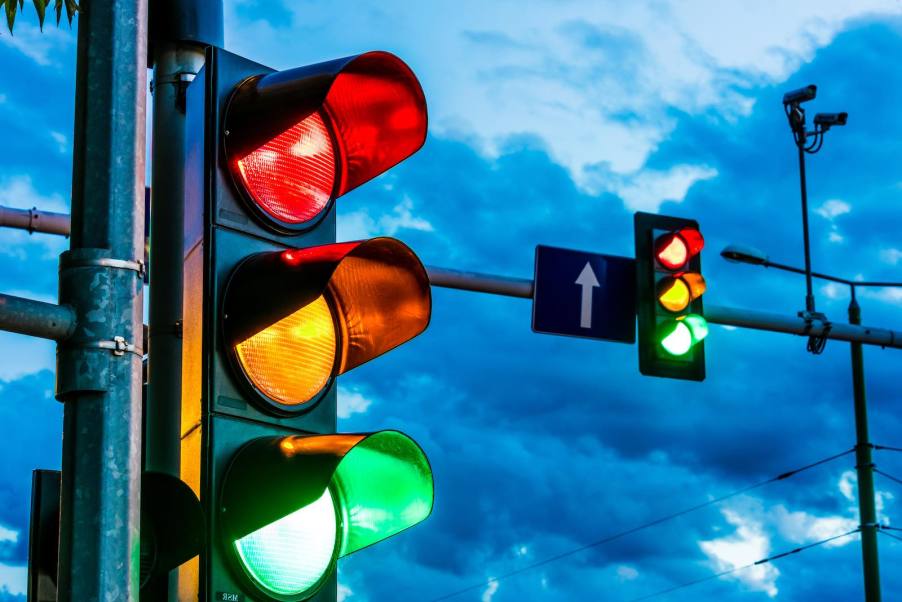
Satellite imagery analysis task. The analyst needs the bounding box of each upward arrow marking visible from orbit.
[575,262,600,329]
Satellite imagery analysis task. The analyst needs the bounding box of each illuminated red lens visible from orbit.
[655,234,689,270]
[325,55,427,196]
[678,228,704,257]
[234,112,336,225]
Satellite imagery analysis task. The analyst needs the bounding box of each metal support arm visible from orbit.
[0,293,76,340]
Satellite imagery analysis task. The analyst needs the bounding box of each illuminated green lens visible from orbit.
[660,321,692,356]
[683,314,709,343]
[234,487,337,597]
[332,431,433,556]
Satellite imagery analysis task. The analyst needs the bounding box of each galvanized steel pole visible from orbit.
[849,297,882,602]
[55,0,148,600]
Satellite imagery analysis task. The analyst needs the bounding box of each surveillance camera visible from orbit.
[814,112,848,128]
[782,84,817,105]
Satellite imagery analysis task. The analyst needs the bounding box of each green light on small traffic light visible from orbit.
[660,321,692,355]
[659,314,708,357]
[234,488,337,597]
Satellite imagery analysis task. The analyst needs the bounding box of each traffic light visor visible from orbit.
[223,238,431,412]
[222,431,433,599]
[225,51,428,231]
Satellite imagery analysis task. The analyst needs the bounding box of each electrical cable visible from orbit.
[878,528,902,544]
[627,528,860,601]
[428,448,854,602]
[874,444,902,453]
[874,468,902,488]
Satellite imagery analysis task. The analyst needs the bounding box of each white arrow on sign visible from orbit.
[575,262,600,329]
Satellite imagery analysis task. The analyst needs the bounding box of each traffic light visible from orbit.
[181,47,433,601]
[634,212,707,380]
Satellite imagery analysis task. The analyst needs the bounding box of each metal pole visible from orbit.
[145,40,205,602]
[146,43,204,479]
[0,205,71,236]
[0,293,75,340]
[426,265,534,298]
[797,138,816,313]
[849,293,881,601]
[425,267,902,349]
[55,0,147,599]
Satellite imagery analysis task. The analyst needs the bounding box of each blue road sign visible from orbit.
[532,245,636,343]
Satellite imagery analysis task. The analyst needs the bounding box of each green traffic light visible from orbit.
[235,488,338,597]
[659,314,708,356]
[224,430,433,600]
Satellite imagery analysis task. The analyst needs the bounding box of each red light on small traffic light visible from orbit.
[654,228,704,270]
[655,234,688,269]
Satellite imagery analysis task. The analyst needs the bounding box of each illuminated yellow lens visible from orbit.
[235,296,337,406]
[657,278,691,312]
[681,272,706,300]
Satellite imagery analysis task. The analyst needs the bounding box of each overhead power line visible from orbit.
[429,447,854,602]
[874,469,902,488]
[878,528,902,544]
[628,528,861,601]
[874,444,902,453]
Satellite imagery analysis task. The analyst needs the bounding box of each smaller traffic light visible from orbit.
[220,431,432,601]
[635,213,707,380]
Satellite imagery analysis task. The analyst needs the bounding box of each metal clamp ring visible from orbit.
[67,257,146,278]
[77,336,144,357]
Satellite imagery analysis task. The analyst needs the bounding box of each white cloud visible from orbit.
[338,583,353,602]
[0,524,17,544]
[771,506,857,548]
[880,248,902,265]
[337,385,373,419]
[605,164,718,212]
[616,565,639,581]
[50,131,68,154]
[481,579,499,602]
[0,175,69,213]
[0,562,26,596]
[700,509,779,597]
[227,0,901,192]
[0,20,72,66]
[815,199,851,220]
[338,195,433,241]
[821,282,846,300]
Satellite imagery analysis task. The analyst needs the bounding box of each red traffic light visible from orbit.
[654,227,704,270]
[224,51,428,231]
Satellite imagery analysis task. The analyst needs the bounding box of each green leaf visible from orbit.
[32,0,46,30]
[5,0,17,34]
[64,0,75,23]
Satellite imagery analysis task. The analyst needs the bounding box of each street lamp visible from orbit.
[722,244,902,602]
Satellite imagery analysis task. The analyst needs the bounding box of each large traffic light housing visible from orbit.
[634,212,707,381]
[182,47,433,601]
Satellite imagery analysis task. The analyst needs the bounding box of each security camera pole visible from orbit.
[782,84,848,354]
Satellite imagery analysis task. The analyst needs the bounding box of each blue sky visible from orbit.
[2,1,902,601]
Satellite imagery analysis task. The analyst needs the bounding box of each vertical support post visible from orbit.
[146,42,205,485]
[55,0,148,600]
[145,41,205,602]
[849,295,881,602]
[797,143,815,313]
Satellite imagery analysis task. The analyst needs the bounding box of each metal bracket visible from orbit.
[66,256,146,279]
[77,336,144,357]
